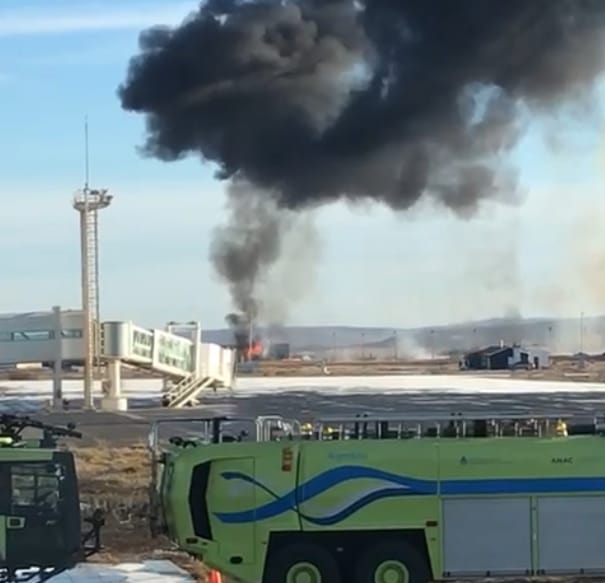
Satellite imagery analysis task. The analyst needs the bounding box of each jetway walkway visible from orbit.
[0,308,237,411]
[100,321,237,409]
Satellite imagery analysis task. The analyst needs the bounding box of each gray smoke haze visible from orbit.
[118,0,605,319]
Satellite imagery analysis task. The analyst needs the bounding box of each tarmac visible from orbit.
[26,381,605,445]
[3,374,605,444]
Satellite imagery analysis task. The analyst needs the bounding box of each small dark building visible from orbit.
[463,345,513,370]
[267,342,290,360]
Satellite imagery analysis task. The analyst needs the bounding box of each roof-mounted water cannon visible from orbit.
[0,413,82,449]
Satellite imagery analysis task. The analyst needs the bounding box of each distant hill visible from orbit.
[201,315,605,357]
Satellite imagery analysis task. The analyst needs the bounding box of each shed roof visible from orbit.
[466,345,512,358]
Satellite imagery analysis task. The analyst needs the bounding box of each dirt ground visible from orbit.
[72,443,210,581]
[5,353,605,384]
[247,354,605,382]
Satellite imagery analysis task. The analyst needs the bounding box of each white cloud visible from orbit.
[0,1,200,37]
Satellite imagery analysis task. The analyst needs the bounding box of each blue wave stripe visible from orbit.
[300,488,413,526]
[221,471,288,503]
[213,465,605,525]
[217,471,297,523]
[215,466,436,523]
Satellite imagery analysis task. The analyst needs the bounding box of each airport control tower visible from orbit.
[72,122,113,409]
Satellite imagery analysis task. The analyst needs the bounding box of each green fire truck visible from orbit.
[0,414,104,583]
[149,411,605,583]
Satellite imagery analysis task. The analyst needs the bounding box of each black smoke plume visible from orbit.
[118,0,605,317]
[209,181,287,319]
[225,311,250,354]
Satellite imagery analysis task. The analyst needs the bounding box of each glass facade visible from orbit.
[0,329,83,342]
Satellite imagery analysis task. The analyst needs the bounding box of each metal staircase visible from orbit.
[161,375,216,409]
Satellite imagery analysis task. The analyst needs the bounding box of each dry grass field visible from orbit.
[241,354,605,383]
[4,353,605,383]
[73,444,210,581]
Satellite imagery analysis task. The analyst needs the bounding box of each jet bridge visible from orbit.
[0,308,236,411]
[100,321,236,409]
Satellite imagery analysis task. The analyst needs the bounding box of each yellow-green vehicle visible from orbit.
[149,412,605,583]
[0,414,104,583]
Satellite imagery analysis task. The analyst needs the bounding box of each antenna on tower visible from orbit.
[84,115,90,191]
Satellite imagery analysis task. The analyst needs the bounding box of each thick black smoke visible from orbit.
[225,311,250,353]
[118,0,605,317]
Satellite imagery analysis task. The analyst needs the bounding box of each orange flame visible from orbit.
[244,340,263,360]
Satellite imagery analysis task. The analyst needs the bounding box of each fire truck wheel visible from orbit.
[355,539,430,583]
[264,543,342,583]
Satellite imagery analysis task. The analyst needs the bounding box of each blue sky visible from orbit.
[2,0,605,330]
